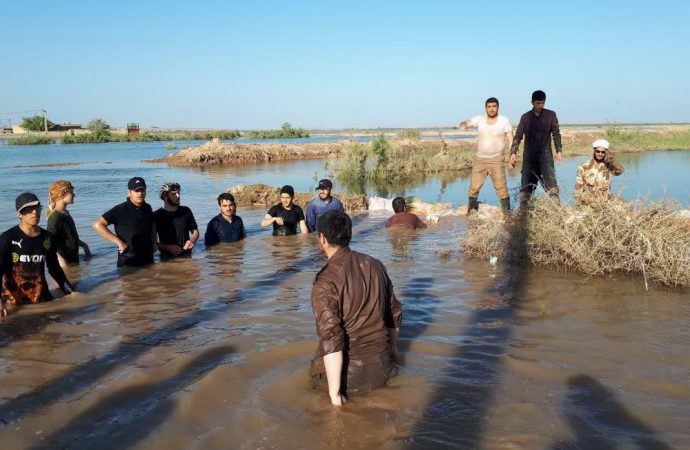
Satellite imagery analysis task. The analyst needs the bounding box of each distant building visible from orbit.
[52,123,83,132]
[127,123,140,135]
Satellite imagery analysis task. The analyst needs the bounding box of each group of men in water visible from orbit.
[1,89,626,405]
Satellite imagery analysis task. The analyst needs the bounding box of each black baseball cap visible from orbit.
[128,177,147,191]
[16,192,41,212]
[316,179,333,190]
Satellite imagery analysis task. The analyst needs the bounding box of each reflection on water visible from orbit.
[0,143,689,449]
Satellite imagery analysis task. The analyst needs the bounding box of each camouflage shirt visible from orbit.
[574,158,625,205]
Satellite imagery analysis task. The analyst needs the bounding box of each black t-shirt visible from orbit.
[102,199,154,267]
[153,206,198,253]
[0,226,69,304]
[47,211,80,264]
[267,204,305,236]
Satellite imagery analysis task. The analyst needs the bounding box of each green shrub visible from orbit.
[6,134,55,145]
[247,122,310,139]
[397,129,421,139]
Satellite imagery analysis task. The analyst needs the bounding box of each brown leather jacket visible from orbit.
[310,247,402,376]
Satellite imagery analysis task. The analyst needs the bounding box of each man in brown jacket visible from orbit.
[311,210,403,406]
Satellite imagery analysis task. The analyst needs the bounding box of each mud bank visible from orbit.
[148,126,690,169]
[227,183,369,211]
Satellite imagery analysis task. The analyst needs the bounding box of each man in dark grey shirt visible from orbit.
[509,90,563,203]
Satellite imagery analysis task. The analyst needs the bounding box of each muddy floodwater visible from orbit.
[1,142,689,449]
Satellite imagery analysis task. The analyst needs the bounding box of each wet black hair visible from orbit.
[532,90,546,101]
[392,197,406,213]
[485,97,499,107]
[317,210,352,247]
[217,192,236,205]
[280,185,295,197]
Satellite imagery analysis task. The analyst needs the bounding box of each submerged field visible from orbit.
[0,141,689,448]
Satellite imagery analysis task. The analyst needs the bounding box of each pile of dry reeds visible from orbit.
[462,198,690,289]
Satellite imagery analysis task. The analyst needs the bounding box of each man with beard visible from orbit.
[509,90,563,203]
[204,193,246,245]
[305,179,345,232]
[574,139,625,206]
[153,182,199,258]
[310,210,402,405]
[1,193,73,317]
[459,97,514,213]
[92,177,156,267]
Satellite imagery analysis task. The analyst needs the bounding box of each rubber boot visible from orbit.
[467,197,479,215]
[499,197,511,213]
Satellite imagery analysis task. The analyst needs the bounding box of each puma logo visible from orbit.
[12,239,23,249]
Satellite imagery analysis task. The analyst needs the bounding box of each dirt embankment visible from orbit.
[146,139,353,167]
[146,138,475,167]
[145,126,690,168]
[228,183,368,211]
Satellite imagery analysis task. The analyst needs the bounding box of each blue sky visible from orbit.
[3,0,689,128]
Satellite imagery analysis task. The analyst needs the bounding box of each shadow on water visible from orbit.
[406,202,531,449]
[0,218,383,429]
[31,345,238,450]
[0,303,106,348]
[397,276,436,356]
[550,374,671,450]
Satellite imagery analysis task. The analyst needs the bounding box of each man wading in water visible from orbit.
[510,90,563,203]
[153,182,199,258]
[1,193,73,317]
[92,177,156,267]
[458,97,514,213]
[310,211,402,405]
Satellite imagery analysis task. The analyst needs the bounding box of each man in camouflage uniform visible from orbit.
[574,139,625,206]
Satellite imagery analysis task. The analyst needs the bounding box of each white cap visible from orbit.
[592,139,610,150]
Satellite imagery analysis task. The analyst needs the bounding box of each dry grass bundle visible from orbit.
[463,198,690,289]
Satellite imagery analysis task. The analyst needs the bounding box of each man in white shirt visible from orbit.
[459,97,514,213]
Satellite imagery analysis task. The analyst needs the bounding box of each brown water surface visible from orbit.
[1,144,689,449]
[1,213,688,449]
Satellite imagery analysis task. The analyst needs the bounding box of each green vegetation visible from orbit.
[246,122,310,139]
[397,128,421,139]
[21,115,54,132]
[330,135,474,193]
[86,118,110,132]
[60,129,241,144]
[5,134,55,145]
[462,197,690,289]
[604,126,690,152]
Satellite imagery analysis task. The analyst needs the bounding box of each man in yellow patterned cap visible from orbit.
[47,180,91,266]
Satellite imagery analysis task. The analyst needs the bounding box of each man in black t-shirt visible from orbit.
[1,193,73,317]
[92,177,156,267]
[154,182,199,258]
[260,185,308,236]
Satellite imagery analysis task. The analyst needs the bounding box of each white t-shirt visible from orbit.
[467,115,512,159]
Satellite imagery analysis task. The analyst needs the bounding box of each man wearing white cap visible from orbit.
[574,139,625,206]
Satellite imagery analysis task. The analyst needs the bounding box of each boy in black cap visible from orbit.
[92,177,156,267]
[305,179,345,233]
[260,185,308,236]
[1,193,73,317]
